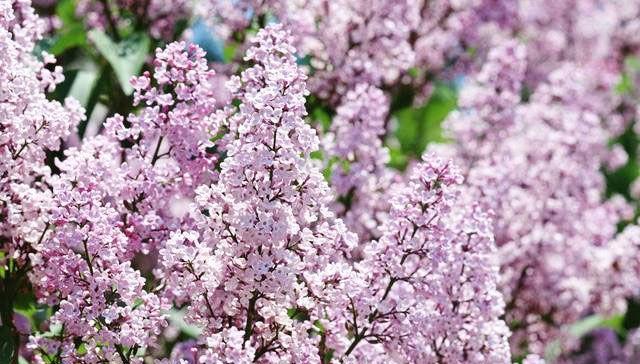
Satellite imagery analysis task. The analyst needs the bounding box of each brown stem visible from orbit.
[150,136,165,166]
[99,0,121,41]
[242,291,260,348]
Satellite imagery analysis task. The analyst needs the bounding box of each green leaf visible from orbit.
[223,44,237,63]
[616,56,640,95]
[311,107,332,132]
[568,315,607,338]
[394,107,420,153]
[132,298,144,310]
[48,69,78,102]
[391,83,457,163]
[321,156,340,182]
[88,30,150,95]
[388,147,409,170]
[625,56,640,72]
[55,0,78,25]
[616,73,633,95]
[76,342,87,356]
[13,290,37,325]
[322,349,334,364]
[68,70,99,107]
[49,23,86,55]
[0,326,15,363]
[568,314,625,338]
[79,69,112,139]
[313,320,325,333]
[287,307,310,321]
[544,314,625,362]
[43,0,87,55]
[167,309,202,338]
[0,251,5,279]
[310,150,323,160]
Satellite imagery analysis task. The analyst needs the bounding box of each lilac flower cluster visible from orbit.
[157,24,360,362]
[24,26,223,363]
[198,0,517,102]
[6,0,640,363]
[324,84,393,243]
[1,0,83,317]
[439,40,640,356]
[1,0,82,263]
[340,154,511,363]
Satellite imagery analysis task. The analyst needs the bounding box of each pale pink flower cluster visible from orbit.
[324,84,393,243]
[439,40,640,356]
[339,154,511,363]
[516,0,640,137]
[1,0,83,284]
[153,24,511,363]
[26,31,224,363]
[198,0,517,102]
[157,24,359,362]
[28,137,167,363]
[8,0,640,363]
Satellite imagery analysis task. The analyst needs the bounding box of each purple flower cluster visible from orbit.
[6,0,640,363]
[439,39,640,356]
[198,0,517,102]
[324,84,393,243]
[11,20,511,362]
[341,154,511,363]
[1,0,83,305]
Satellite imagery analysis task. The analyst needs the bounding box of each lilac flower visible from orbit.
[159,24,359,362]
[338,154,511,363]
[26,39,222,362]
[440,40,639,356]
[27,137,168,363]
[103,41,221,253]
[324,83,395,243]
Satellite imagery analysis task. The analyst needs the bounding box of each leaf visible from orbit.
[76,342,87,356]
[13,290,37,321]
[322,349,334,364]
[287,307,310,321]
[313,320,325,333]
[311,107,332,132]
[88,30,150,95]
[68,69,99,107]
[68,68,103,139]
[0,326,15,363]
[132,298,144,310]
[569,315,622,338]
[616,56,640,95]
[616,73,633,95]
[55,0,78,25]
[0,251,5,279]
[391,83,457,162]
[167,309,202,338]
[416,84,456,149]
[47,69,78,102]
[388,147,409,170]
[44,0,87,55]
[48,23,86,55]
[544,314,625,362]
[78,69,111,139]
[394,107,420,153]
